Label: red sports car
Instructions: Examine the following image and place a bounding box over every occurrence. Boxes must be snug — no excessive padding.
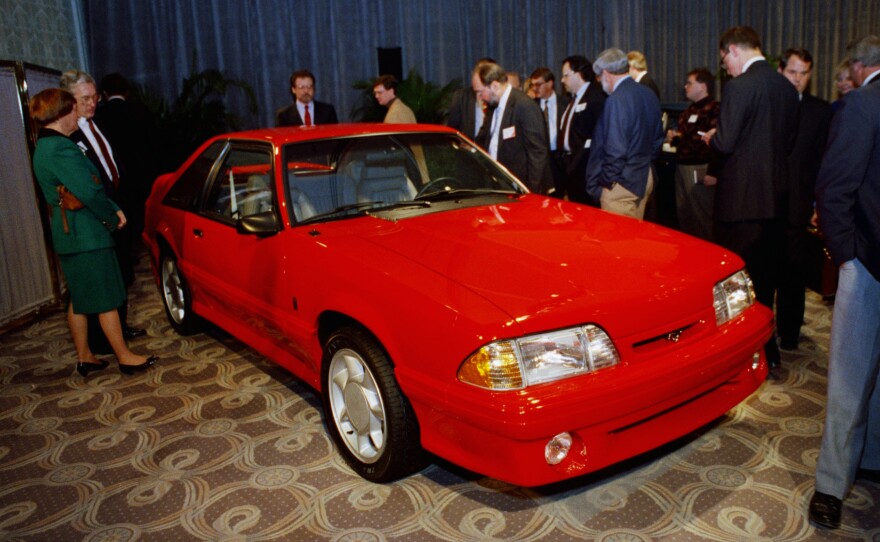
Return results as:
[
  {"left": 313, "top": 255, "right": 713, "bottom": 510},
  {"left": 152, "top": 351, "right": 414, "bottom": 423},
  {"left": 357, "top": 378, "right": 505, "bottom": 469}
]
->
[{"left": 143, "top": 124, "right": 772, "bottom": 487}]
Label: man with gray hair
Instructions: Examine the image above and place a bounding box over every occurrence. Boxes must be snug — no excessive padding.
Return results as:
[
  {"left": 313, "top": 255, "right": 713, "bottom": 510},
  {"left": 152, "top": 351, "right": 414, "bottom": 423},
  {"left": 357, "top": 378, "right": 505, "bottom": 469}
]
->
[
  {"left": 60, "top": 70, "right": 145, "bottom": 354},
  {"left": 809, "top": 34, "right": 880, "bottom": 531},
  {"left": 584, "top": 48, "right": 663, "bottom": 219}
]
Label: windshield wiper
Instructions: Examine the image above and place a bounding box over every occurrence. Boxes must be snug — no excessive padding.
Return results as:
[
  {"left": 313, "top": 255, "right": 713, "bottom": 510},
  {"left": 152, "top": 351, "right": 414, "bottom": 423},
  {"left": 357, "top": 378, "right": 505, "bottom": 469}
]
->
[
  {"left": 299, "top": 200, "right": 432, "bottom": 225},
  {"left": 415, "top": 188, "right": 516, "bottom": 201},
  {"left": 368, "top": 200, "right": 432, "bottom": 212}
]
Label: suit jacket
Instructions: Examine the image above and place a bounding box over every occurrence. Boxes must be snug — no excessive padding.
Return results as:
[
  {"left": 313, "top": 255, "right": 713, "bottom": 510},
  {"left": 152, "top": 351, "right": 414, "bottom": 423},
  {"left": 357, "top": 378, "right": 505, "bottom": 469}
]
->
[
  {"left": 446, "top": 87, "right": 480, "bottom": 139},
  {"left": 710, "top": 60, "right": 800, "bottom": 222},
  {"left": 584, "top": 77, "right": 663, "bottom": 201},
  {"left": 787, "top": 94, "right": 832, "bottom": 226},
  {"left": 275, "top": 100, "right": 338, "bottom": 127},
  {"left": 816, "top": 78, "right": 880, "bottom": 281},
  {"left": 69, "top": 127, "right": 117, "bottom": 200},
  {"left": 32, "top": 129, "right": 119, "bottom": 255},
  {"left": 536, "top": 92, "right": 569, "bottom": 150},
  {"left": 94, "top": 97, "right": 161, "bottom": 207},
  {"left": 384, "top": 98, "right": 416, "bottom": 123},
  {"left": 638, "top": 73, "right": 661, "bottom": 99},
  {"left": 561, "top": 82, "right": 606, "bottom": 178},
  {"left": 493, "top": 87, "right": 551, "bottom": 193}
]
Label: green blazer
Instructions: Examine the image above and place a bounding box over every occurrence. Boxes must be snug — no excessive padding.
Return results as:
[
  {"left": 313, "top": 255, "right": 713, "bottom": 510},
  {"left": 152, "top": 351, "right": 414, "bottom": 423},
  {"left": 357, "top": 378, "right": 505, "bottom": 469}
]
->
[{"left": 33, "top": 129, "right": 120, "bottom": 255}]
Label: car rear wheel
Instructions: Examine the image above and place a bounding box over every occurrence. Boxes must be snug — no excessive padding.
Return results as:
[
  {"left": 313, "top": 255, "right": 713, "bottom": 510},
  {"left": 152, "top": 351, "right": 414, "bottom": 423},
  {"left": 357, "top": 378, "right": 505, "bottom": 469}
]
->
[
  {"left": 160, "top": 251, "right": 199, "bottom": 335},
  {"left": 321, "top": 326, "right": 424, "bottom": 482}
]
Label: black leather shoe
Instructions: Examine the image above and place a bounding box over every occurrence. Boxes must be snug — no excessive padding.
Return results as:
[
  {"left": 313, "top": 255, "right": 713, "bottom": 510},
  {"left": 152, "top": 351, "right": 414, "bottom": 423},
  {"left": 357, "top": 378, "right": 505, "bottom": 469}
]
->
[
  {"left": 123, "top": 326, "right": 147, "bottom": 339},
  {"left": 779, "top": 338, "right": 798, "bottom": 351},
  {"left": 809, "top": 491, "right": 842, "bottom": 529},
  {"left": 765, "top": 341, "right": 781, "bottom": 369},
  {"left": 119, "top": 355, "right": 159, "bottom": 375},
  {"left": 76, "top": 359, "right": 110, "bottom": 377},
  {"left": 857, "top": 468, "right": 880, "bottom": 484}
]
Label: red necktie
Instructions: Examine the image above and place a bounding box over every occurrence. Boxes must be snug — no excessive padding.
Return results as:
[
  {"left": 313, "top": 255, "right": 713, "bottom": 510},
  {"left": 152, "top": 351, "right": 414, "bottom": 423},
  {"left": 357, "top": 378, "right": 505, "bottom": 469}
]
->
[
  {"left": 88, "top": 119, "right": 120, "bottom": 189},
  {"left": 303, "top": 104, "right": 312, "bottom": 126}
]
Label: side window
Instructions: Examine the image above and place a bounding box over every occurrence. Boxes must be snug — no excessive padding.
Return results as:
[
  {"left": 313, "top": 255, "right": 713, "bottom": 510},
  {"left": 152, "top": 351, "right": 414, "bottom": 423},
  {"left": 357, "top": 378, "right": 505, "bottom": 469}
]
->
[
  {"left": 163, "top": 141, "right": 226, "bottom": 211},
  {"left": 204, "top": 145, "right": 274, "bottom": 221}
]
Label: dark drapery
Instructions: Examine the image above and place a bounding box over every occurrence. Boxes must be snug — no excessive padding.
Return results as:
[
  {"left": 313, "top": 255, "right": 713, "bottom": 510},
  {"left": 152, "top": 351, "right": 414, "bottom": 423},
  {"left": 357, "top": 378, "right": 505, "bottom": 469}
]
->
[{"left": 82, "top": 0, "right": 879, "bottom": 128}]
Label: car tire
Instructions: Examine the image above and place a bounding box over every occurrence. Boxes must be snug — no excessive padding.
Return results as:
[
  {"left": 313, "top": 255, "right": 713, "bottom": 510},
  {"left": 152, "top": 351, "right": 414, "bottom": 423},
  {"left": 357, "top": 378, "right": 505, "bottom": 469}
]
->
[
  {"left": 321, "top": 326, "right": 425, "bottom": 483},
  {"left": 159, "top": 251, "right": 199, "bottom": 335}
]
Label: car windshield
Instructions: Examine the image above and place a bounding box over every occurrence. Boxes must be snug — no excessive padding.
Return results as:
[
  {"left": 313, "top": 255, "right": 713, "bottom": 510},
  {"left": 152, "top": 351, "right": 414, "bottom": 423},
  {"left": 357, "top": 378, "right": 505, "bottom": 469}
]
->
[{"left": 282, "top": 133, "right": 525, "bottom": 223}]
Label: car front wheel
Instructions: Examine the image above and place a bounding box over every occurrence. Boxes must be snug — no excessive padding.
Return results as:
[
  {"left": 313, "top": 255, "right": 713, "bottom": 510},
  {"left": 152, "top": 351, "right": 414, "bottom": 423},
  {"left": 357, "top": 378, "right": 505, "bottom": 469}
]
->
[
  {"left": 321, "top": 326, "right": 424, "bottom": 483},
  {"left": 160, "top": 251, "right": 199, "bottom": 335}
]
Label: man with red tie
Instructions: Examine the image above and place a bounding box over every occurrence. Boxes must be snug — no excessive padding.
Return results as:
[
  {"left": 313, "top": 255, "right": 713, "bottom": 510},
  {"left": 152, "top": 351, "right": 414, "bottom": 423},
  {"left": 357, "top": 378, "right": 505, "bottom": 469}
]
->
[
  {"left": 275, "top": 69, "right": 339, "bottom": 127},
  {"left": 60, "top": 70, "right": 145, "bottom": 351}
]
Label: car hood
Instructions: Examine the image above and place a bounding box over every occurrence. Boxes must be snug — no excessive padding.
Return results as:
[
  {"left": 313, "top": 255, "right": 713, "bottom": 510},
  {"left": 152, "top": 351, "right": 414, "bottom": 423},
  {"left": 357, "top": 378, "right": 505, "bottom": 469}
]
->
[{"left": 345, "top": 196, "right": 741, "bottom": 337}]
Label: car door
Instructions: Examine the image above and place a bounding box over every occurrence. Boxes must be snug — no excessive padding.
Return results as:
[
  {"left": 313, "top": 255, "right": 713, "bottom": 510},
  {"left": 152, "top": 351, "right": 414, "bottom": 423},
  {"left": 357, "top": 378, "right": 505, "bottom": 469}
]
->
[{"left": 181, "top": 141, "right": 287, "bottom": 342}]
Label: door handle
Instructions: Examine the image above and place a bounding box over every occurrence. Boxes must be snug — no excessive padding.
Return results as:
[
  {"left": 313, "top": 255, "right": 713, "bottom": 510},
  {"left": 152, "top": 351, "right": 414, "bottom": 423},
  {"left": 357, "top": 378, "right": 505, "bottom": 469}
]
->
[{"left": 193, "top": 229, "right": 204, "bottom": 238}]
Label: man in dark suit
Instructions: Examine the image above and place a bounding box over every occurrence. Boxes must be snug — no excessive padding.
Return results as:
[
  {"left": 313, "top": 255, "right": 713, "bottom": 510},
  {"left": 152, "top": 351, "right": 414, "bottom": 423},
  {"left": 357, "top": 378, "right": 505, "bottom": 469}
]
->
[
  {"left": 558, "top": 55, "right": 606, "bottom": 203},
  {"left": 702, "top": 26, "right": 800, "bottom": 369},
  {"left": 776, "top": 48, "right": 833, "bottom": 350},
  {"left": 628, "top": 51, "right": 661, "bottom": 99},
  {"left": 275, "top": 69, "right": 338, "bottom": 127},
  {"left": 60, "top": 70, "right": 145, "bottom": 351},
  {"left": 585, "top": 48, "right": 663, "bottom": 219},
  {"left": 471, "top": 62, "right": 550, "bottom": 194},
  {"left": 529, "top": 66, "right": 569, "bottom": 197},
  {"left": 94, "top": 73, "right": 161, "bottom": 238},
  {"left": 447, "top": 58, "right": 495, "bottom": 141},
  {"left": 809, "top": 34, "right": 880, "bottom": 531}
]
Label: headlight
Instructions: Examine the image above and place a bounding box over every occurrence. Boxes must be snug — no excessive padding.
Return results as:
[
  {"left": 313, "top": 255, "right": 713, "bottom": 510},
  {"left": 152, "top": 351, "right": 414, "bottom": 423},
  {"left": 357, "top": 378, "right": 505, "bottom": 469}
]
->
[
  {"left": 714, "top": 270, "right": 755, "bottom": 326},
  {"left": 457, "top": 324, "right": 620, "bottom": 390}
]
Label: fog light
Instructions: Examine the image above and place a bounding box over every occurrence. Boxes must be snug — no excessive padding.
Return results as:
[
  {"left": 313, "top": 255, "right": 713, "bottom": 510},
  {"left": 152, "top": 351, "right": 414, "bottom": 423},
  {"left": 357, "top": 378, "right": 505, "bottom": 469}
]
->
[
  {"left": 545, "top": 432, "right": 572, "bottom": 465},
  {"left": 752, "top": 352, "right": 761, "bottom": 370}
]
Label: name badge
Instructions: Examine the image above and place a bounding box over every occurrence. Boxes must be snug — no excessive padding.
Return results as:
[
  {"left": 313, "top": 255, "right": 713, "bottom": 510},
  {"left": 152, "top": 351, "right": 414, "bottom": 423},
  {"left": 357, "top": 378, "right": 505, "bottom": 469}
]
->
[
  {"left": 575, "top": 103, "right": 587, "bottom": 113},
  {"left": 502, "top": 126, "right": 516, "bottom": 139},
  {"left": 688, "top": 114, "right": 698, "bottom": 123},
  {"left": 584, "top": 139, "right": 592, "bottom": 149}
]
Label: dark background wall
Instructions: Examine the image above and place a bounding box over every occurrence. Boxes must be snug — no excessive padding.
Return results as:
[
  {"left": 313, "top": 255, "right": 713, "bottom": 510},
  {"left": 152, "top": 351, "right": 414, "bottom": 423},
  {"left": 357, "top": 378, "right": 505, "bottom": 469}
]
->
[{"left": 77, "top": 0, "right": 879, "bottom": 129}]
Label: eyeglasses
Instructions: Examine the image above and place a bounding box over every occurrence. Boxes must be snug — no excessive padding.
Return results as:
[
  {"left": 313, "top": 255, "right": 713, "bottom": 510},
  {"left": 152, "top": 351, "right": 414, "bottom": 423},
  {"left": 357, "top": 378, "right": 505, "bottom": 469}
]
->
[
  {"left": 294, "top": 84, "right": 314, "bottom": 91},
  {"left": 76, "top": 94, "right": 100, "bottom": 105}
]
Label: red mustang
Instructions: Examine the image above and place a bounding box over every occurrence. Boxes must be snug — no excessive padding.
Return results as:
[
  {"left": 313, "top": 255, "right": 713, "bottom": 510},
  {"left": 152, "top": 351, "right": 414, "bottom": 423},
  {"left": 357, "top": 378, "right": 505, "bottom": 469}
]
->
[{"left": 143, "top": 124, "right": 771, "bottom": 487}]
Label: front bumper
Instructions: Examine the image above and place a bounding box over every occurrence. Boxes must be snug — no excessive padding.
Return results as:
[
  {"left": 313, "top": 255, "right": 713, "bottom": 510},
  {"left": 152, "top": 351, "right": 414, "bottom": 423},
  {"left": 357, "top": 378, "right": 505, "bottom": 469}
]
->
[{"left": 400, "top": 304, "right": 773, "bottom": 487}]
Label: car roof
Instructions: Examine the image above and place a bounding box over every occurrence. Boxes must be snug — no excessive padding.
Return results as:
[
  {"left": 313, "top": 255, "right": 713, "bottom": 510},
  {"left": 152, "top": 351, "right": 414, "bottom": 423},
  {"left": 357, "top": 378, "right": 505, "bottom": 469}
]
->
[{"left": 212, "top": 123, "right": 461, "bottom": 145}]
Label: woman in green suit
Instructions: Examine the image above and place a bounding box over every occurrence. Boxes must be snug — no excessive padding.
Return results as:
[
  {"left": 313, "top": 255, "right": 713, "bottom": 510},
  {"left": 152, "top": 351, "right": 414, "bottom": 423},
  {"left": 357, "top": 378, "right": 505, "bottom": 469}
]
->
[{"left": 29, "top": 88, "right": 158, "bottom": 376}]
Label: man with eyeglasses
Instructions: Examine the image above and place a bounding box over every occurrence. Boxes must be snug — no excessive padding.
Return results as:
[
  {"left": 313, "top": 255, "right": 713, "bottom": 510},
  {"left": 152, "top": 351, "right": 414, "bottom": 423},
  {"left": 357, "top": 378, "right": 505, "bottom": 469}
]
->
[
  {"left": 528, "top": 67, "right": 568, "bottom": 197},
  {"left": 557, "top": 55, "right": 606, "bottom": 204},
  {"left": 700, "top": 26, "right": 799, "bottom": 371},
  {"left": 275, "top": 69, "right": 338, "bottom": 127},
  {"left": 60, "top": 69, "right": 146, "bottom": 352}
]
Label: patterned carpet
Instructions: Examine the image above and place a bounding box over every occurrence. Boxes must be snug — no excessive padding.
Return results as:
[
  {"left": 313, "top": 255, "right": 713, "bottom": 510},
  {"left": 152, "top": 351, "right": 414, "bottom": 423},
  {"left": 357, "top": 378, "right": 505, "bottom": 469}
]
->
[{"left": 1, "top": 255, "right": 878, "bottom": 542}]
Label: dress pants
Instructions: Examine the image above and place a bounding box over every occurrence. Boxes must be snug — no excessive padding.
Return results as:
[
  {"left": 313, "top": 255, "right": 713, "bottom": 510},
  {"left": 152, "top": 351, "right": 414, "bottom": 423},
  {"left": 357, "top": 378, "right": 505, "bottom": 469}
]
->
[
  {"left": 674, "top": 163, "right": 714, "bottom": 242},
  {"left": 815, "top": 258, "right": 880, "bottom": 499},
  {"left": 600, "top": 169, "right": 654, "bottom": 220},
  {"left": 776, "top": 223, "right": 809, "bottom": 344},
  {"left": 714, "top": 217, "right": 784, "bottom": 363}
]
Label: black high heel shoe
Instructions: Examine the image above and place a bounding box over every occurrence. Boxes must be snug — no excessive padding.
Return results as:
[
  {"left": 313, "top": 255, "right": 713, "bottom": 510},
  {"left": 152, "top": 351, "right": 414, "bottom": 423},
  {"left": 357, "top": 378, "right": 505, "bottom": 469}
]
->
[
  {"left": 76, "top": 359, "right": 110, "bottom": 377},
  {"left": 119, "top": 355, "right": 159, "bottom": 375}
]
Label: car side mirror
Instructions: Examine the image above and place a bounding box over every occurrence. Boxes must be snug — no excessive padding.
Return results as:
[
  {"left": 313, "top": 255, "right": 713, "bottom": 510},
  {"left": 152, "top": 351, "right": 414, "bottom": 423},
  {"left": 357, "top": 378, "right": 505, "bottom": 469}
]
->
[{"left": 237, "top": 211, "right": 280, "bottom": 237}]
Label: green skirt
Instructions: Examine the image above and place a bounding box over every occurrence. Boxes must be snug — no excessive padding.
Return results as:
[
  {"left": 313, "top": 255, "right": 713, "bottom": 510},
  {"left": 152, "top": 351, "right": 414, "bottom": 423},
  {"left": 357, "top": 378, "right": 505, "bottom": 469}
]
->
[{"left": 59, "top": 248, "right": 126, "bottom": 314}]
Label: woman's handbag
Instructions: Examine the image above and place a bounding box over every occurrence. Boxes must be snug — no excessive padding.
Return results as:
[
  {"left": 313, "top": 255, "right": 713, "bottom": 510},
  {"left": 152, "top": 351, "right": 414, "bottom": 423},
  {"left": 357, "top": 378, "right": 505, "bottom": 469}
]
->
[{"left": 56, "top": 184, "right": 84, "bottom": 233}]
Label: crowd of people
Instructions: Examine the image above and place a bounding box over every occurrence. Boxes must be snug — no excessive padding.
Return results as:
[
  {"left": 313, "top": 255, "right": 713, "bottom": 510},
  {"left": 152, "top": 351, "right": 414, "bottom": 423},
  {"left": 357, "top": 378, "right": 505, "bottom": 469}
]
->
[{"left": 27, "top": 24, "right": 878, "bottom": 533}]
